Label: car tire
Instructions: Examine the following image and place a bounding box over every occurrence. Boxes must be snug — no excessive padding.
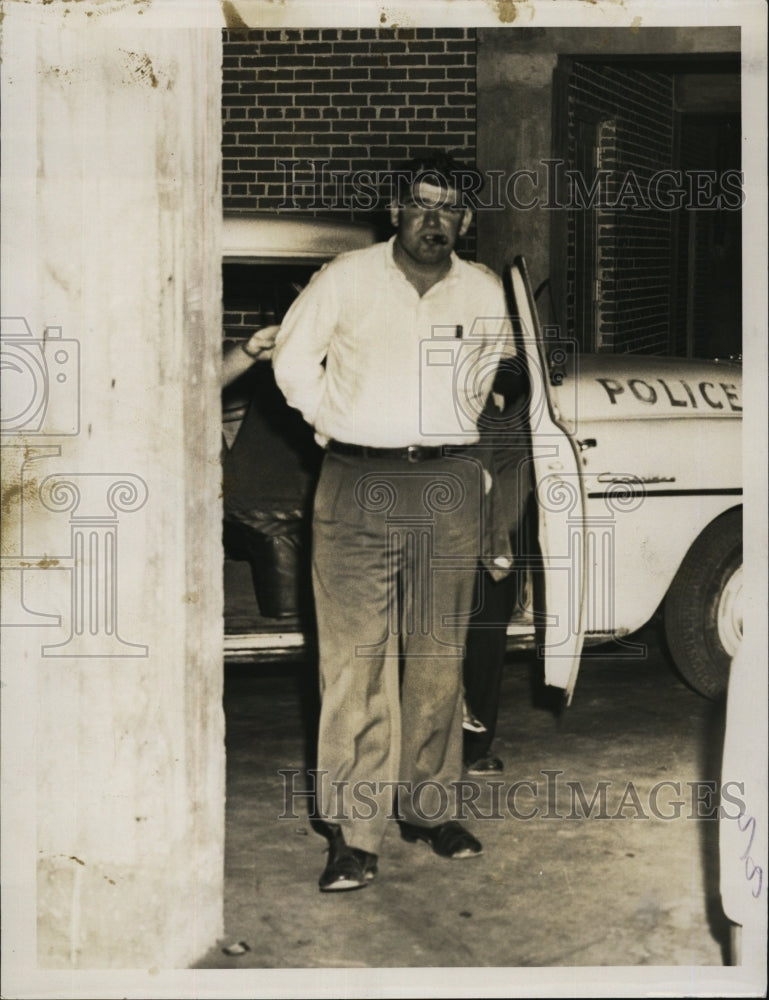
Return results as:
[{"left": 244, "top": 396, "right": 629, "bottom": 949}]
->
[{"left": 663, "top": 508, "right": 742, "bottom": 700}]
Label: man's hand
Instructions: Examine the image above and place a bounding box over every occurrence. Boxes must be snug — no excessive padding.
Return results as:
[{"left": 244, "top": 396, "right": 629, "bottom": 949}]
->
[
  {"left": 243, "top": 325, "right": 279, "bottom": 361},
  {"left": 222, "top": 324, "right": 280, "bottom": 388}
]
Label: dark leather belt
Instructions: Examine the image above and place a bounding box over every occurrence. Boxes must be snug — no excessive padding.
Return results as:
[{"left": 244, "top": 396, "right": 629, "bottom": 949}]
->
[{"left": 326, "top": 440, "right": 459, "bottom": 463}]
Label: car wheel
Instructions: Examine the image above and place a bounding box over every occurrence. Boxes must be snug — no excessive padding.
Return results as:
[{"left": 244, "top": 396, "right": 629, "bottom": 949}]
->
[{"left": 663, "top": 508, "right": 742, "bottom": 699}]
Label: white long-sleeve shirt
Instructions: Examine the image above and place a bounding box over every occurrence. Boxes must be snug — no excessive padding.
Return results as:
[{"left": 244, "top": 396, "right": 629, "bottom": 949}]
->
[{"left": 272, "top": 236, "right": 515, "bottom": 448}]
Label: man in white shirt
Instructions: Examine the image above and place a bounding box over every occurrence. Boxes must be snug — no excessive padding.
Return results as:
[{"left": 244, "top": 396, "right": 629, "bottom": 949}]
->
[{"left": 272, "top": 153, "right": 516, "bottom": 891}]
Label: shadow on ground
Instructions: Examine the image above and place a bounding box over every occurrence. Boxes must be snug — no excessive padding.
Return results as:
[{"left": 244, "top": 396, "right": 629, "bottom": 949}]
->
[{"left": 194, "top": 623, "right": 731, "bottom": 972}]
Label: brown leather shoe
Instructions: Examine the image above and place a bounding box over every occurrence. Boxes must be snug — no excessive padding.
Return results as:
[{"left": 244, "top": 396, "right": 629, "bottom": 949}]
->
[{"left": 399, "top": 820, "right": 483, "bottom": 859}]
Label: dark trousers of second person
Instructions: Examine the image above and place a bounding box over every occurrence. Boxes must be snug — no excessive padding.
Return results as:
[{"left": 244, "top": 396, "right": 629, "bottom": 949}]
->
[{"left": 462, "top": 546, "right": 522, "bottom": 765}]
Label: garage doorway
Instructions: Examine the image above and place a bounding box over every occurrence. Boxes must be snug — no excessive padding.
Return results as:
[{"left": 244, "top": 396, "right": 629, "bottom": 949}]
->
[{"left": 554, "top": 53, "right": 741, "bottom": 357}]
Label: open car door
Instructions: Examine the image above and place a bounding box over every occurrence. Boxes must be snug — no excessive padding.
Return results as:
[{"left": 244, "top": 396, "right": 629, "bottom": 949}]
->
[{"left": 509, "top": 257, "right": 586, "bottom": 703}]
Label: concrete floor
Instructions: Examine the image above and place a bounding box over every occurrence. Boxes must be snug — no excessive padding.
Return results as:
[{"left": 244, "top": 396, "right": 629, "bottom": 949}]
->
[{"left": 194, "top": 621, "right": 737, "bottom": 990}]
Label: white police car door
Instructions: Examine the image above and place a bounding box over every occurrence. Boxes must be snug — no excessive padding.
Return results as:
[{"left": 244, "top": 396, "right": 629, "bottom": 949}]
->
[{"left": 510, "top": 258, "right": 586, "bottom": 703}]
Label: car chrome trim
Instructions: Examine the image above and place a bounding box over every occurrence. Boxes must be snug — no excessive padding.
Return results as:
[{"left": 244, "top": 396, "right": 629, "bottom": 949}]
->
[
  {"left": 596, "top": 473, "right": 676, "bottom": 484},
  {"left": 225, "top": 632, "right": 306, "bottom": 651},
  {"left": 587, "top": 487, "right": 742, "bottom": 499}
]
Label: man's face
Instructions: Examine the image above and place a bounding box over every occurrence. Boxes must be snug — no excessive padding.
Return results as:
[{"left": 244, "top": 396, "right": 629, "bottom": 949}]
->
[{"left": 390, "top": 179, "right": 473, "bottom": 268}]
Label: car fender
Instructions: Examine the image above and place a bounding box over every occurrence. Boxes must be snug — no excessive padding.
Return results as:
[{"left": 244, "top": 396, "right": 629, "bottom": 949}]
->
[{"left": 551, "top": 354, "right": 742, "bottom": 637}]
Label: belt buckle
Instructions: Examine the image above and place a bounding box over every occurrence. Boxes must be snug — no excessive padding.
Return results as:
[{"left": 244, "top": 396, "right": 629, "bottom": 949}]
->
[{"left": 407, "top": 445, "right": 420, "bottom": 463}]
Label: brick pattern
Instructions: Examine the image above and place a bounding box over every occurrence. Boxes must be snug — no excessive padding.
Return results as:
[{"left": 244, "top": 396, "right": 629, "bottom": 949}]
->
[
  {"left": 674, "top": 116, "right": 742, "bottom": 360},
  {"left": 222, "top": 27, "right": 477, "bottom": 257},
  {"left": 222, "top": 262, "right": 318, "bottom": 345},
  {"left": 566, "top": 64, "right": 674, "bottom": 354},
  {"left": 672, "top": 120, "right": 713, "bottom": 356}
]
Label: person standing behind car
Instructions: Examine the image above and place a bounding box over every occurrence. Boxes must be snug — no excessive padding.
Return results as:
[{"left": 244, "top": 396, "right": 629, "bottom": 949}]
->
[
  {"left": 272, "top": 152, "right": 518, "bottom": 892},
  {"left": 462, "top": 387, "right": 534, "bottom": 775}
]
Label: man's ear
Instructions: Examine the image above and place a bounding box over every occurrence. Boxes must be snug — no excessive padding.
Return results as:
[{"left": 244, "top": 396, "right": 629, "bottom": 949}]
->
[
  {"left": 389, "top": 204, "right": 400, "bottom": 229},
  {"left": 459, "top": 208, "right": 473, "bottom": 236}
]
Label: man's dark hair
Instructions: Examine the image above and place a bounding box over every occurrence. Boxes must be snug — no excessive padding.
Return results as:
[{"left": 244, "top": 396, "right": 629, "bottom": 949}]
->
[{"left": 389, "top": 152, "right": 485, "bottom": 209}]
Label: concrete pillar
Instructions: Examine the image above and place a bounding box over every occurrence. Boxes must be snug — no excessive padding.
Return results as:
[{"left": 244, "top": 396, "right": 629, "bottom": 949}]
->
[
  {"left": 476, "top": 31, "right": 557, "bottom": 291},
  {"left": 1, "top": 5, "right": 225, "bottom": 970}
]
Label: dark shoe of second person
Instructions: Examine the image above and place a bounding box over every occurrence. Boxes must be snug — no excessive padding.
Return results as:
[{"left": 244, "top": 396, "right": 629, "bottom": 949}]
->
[
  {"left": 399, "top": 820, "right": 483, "bottom": 859},
  {"left": 465, "top": 755, "right": 504, "bottom": 776},
  {"left": 318, "top": 829, "right": 378, "bottom": 892},
  {"left": 462, "top": 698, "right": 487, "bottom": 733}
]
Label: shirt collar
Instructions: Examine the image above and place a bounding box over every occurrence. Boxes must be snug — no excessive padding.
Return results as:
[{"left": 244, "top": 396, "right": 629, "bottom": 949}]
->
[{"left": 385, "top": 235, "right": 461, "bottom": 290}]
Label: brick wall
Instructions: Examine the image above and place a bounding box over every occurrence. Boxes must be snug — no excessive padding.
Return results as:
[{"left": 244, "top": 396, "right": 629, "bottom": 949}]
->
[
  {"left": 565, "top": 63, "right": 675, "bottom": 353},
  {"left": 672, "top": 118, "right": 713, "bottom": 356},
  {"left": 222, "top": 27, "right": 477, "bottom": 256},
  {"left": 674, "top": 114, "right": 742, "bottom": 359},
  {"left": 222, "top": 261, "right": 318, "bottom": 350}
]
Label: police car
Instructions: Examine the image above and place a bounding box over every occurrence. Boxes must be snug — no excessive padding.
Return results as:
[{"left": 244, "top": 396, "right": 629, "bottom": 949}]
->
[
  {"left": 509, "top": 259, "right": 741, "bottom": 702},
  {"left": 221, "top": 216, "right": 742, "bottom": 702}
]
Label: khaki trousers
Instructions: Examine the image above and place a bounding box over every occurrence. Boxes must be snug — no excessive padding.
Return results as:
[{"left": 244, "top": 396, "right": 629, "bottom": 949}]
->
[{"left": 311, "top": 450, "right": 483, "bottom": 855}]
